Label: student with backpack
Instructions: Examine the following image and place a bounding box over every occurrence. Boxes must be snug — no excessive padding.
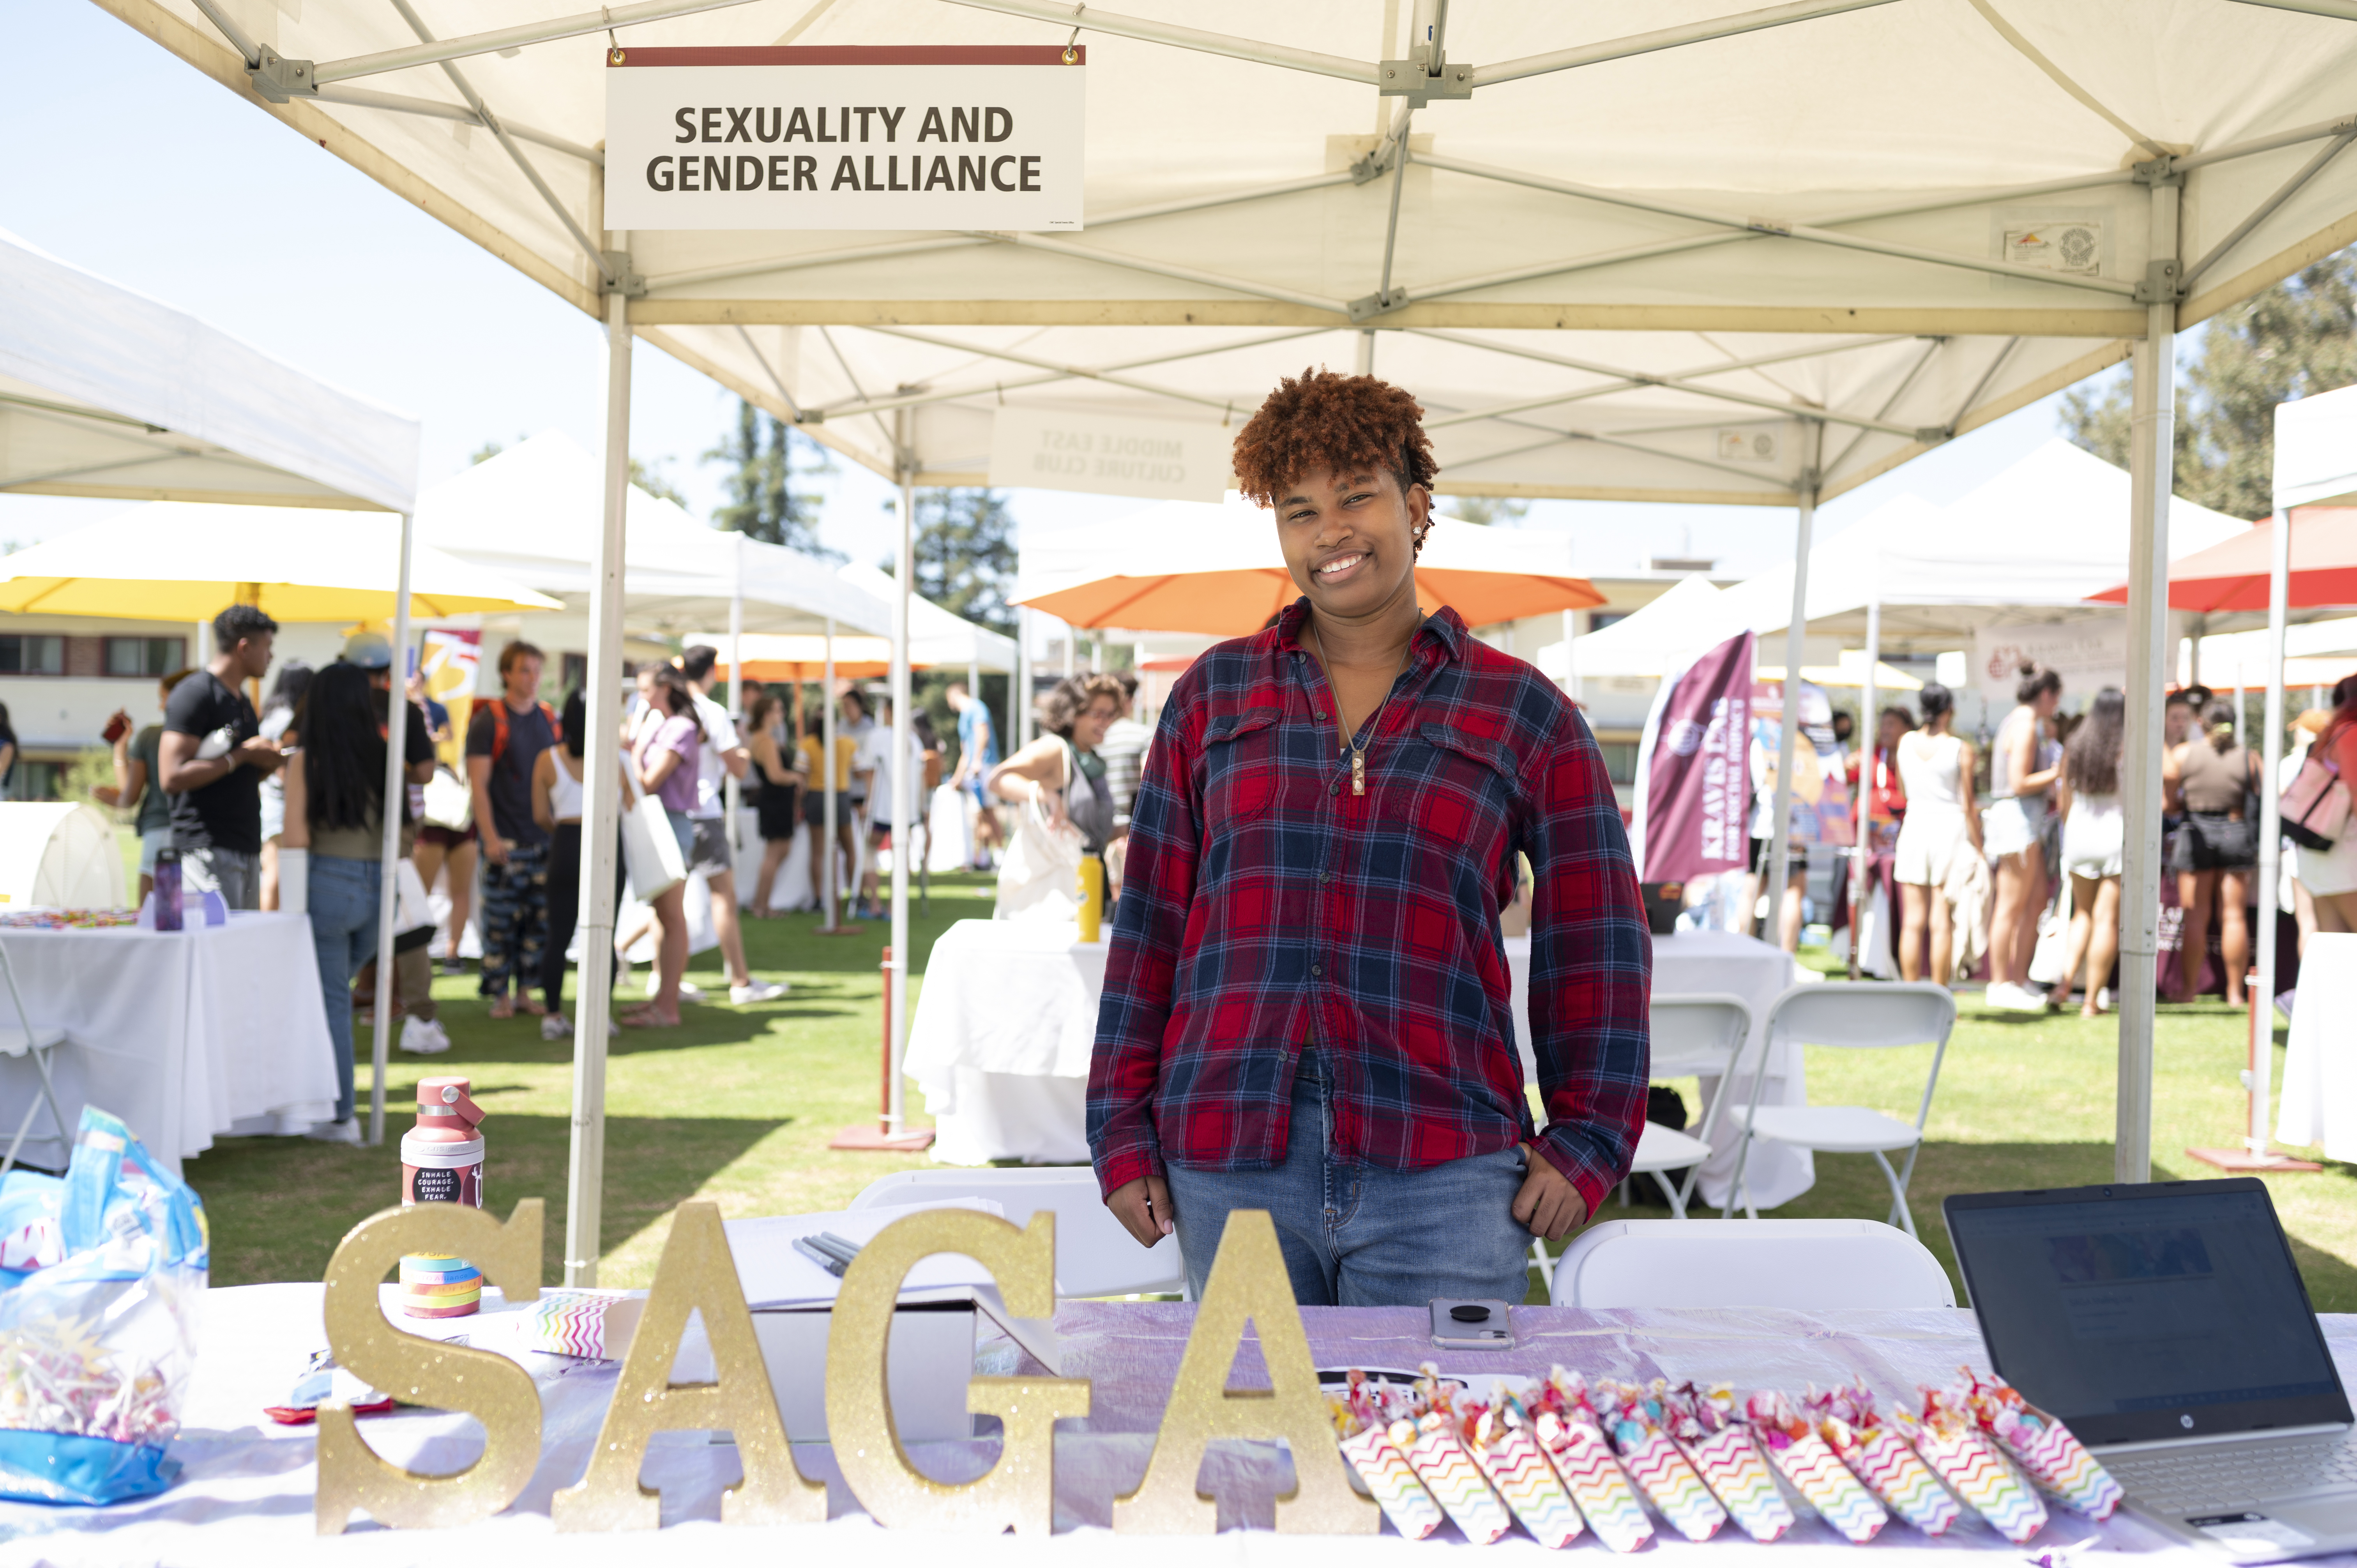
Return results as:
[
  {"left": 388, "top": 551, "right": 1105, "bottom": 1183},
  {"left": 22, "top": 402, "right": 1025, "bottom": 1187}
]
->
[{"left": 464, "top": 641, "right": 558, "bottom": 1019}]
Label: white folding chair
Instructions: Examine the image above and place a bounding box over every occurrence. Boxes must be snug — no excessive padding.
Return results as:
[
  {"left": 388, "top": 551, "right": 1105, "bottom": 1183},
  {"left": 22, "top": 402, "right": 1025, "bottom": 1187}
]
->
[
  {"left": 1551, "top": 1218, "right": 1956, "bottom": 1309},
  {"left": 0, "top": 941, "right": 71, "bottom": 1176},
  {"left": 1724, "top": 982, "right": 1956, "bottom": 1236},
  {"left": 848, "top": 1166, "right": 1185, "bottom": 1298},
  {"left": 1631, "top": 994, "right": 1755, "bottom": 1220}
]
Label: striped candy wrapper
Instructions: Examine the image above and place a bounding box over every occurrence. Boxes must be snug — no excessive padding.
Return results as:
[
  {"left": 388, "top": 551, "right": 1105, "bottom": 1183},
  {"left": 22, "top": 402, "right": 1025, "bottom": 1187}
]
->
[
  {"left": 1912, "top": 1420, "right": 2047, "bottom": 1542},
  {"left": 1534, "top": 1410, "right": 1654, "bottom": 1553},
  {"left": 1341, "top": 1423, "right": 1445, "bottom": 1540},
  {"left": 1391, "top": 1415, "right": 1514, "bottom": 1544},
  {"left": 1680, "top": 1425, "right": 1793, "bottom": 1542},
  {"left": 1842, "top": 1426, "right": 1961, "bottom": 1535},
  {"left": 1968, "top": 1373, "right": 2123, "bottom": 1522},
  {"left": 1617, "top": 1429, "right": 1725, "bottom": 1541},
  {"left": 1765, "top": 1428, "right": 1888, "bottom": 1543},
  {"left": 1468, "top": 1415, "right": 1584, "bottom": 1549}
]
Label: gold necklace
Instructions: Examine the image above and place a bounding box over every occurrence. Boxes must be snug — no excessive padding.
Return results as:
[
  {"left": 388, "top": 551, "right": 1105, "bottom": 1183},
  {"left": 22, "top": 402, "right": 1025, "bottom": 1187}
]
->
[{"left": 1308, "top": 620, "right": 1418, "bottom": 796}]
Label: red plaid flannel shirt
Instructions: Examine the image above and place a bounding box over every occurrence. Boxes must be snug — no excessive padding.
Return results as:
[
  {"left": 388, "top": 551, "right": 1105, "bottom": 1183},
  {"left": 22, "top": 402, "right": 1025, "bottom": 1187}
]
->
[{"left": 1087, "top": 601, "right": 1651, "bottom": 1217}]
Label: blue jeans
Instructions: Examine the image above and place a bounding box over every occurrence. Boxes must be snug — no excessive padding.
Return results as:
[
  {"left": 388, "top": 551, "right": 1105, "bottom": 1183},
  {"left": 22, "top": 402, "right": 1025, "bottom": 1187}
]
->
[
  {"left": 1162, "top": 1049, "right": 1535, "bottom": 1308},
  {"left": 308, "top": 854, "right": 381, "bottom": 1123}
]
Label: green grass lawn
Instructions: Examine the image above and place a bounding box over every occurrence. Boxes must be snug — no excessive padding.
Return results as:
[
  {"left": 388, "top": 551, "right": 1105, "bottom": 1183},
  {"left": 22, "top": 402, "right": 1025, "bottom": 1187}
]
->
[{"left": 173, "top": 866, "right": 2356, "bottom": 1311}]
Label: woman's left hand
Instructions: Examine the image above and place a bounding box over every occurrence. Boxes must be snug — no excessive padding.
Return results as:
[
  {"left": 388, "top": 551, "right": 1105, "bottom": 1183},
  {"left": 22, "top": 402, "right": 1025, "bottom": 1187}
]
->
[{"left": 1513, "top": 1146, "right": 1590, "bottom": 1242}]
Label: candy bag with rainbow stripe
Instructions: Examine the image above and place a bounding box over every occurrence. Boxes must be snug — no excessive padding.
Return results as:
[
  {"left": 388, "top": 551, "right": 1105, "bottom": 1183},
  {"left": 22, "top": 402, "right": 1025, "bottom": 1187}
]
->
[
  {"left": 1530, "top": 1370, "right": 1653, "bottom": 1554},
  {"left": 1809, "top": 1381, "right": 1959, "bottom": 1536},
  {"left": 1968, "top": 1370, "right": 2122, "bottom": 1521},
  {"left": 1664, "top": 1381, "right": 1793, "bottom": 1541},
  {"left": 1465, "top": 1395, "right": 1584, "bottom": 1548},
  {"left": 1910, "top": 1380, "right": 2047, "bottom": 1543},
  {"left": 1387, "top": 1366, "right": 1512, "bottom": 1544},
  {"left": 1747, "top": 1389, "right": 1889, "bottom": 1543},
  {"left": 1595, "top": 1377, "right": 1726, "bottom": 1541},
  {"left": 1327, "top": 1376, "right": 1443, "bottom": 1540}
]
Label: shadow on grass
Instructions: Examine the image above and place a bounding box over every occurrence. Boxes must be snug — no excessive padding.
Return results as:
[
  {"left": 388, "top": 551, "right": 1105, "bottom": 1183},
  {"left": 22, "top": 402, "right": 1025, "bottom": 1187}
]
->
[{"left": 188, "top": 1113, "right": 786, "bottom": 1288}]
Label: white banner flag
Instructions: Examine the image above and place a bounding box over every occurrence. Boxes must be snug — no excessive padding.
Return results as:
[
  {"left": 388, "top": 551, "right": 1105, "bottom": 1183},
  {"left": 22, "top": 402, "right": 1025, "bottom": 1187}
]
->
[
  {"left": 988, "top": 408, "right": 1232, "bottom": 502},
  {"left": 604, "top": 47, "right": 1084, "bottom": 231}
]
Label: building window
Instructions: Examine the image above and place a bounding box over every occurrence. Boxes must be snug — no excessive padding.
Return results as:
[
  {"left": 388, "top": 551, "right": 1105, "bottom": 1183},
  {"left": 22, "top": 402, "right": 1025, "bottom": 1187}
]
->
[
  {"left": 1597, "top": 742, "right": 1639, "bottom": 787},
  {"left": 103, "top": 636, "right": 185, "bottom": 678},
  {"left": 0, "top": 636, "right": 64, "bottom": 676},
  {"left": 1588, "top": 612, "right": 1631, "bottom": 634},
  {"left": 9, "top": 761, "right": 66, "bottom": 802}
]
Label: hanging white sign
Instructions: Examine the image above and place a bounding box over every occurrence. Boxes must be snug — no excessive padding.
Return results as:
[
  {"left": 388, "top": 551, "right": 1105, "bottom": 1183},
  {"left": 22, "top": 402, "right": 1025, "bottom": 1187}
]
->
[
  {"left": 988, "top": 408, "right": 1232, "bottom": 503},
  {"left": 604, "top": 47, "right": 1084, "bottom": 231},
  {"left": 1972, "top": 618, "right": 2128, "bottom": 709}
]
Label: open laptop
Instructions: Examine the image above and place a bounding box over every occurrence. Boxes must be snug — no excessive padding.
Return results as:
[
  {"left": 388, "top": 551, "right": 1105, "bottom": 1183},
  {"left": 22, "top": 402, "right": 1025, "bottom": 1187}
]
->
[{"left": 1945, "top": 1180, "right": 2357, "bottom": 1561}]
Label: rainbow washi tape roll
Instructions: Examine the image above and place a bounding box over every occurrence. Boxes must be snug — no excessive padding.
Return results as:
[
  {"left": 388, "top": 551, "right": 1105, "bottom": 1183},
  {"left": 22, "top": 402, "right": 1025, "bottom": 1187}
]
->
[
  {"left": 1341, "top": 1424, "right": 1444, "bottom": 1540},
  {"left": 398, "top": 1254, "right": 482, "bottom": 1319},
  {"left": 1534, "top": 1410, "right": 1654, "bottom": 1554},
  {"left": 1390, "top": 1414, "right": 1514, "bottom": 1545}
]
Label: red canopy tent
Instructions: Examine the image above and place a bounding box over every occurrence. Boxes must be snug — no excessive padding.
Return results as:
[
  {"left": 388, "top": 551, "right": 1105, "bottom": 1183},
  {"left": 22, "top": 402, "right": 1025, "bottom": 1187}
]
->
[{"left": 2087, "top": 507, "right": 2357, "bottom": 611}]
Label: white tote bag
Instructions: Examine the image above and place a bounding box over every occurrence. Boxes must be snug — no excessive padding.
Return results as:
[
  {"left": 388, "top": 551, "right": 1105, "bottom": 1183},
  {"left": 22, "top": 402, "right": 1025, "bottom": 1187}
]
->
[
  {"left": 993, "top": 793, "right": 1085, "bottom": 922},
  {"left": 619, "top": 766, "right": 687, "bottom": 903}
]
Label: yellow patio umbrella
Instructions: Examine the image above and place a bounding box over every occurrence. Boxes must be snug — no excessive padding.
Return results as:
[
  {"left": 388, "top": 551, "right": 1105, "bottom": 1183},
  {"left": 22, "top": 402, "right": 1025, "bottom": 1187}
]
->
[{"left": 0, "top": 502, "right": 561, "bottom": 620}]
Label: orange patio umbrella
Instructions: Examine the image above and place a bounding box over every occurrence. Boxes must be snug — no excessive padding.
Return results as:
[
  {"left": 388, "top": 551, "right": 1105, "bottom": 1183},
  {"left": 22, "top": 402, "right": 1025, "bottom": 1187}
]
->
[
  {"left": 1016, "top": 502, "right": 1601, "bottom": 636},
  {"left": 682, "top": 632, "right": 910, "bottom": 681},
  {"left": 2085, "top": 507, "right": 2357, "bottom": 611}
]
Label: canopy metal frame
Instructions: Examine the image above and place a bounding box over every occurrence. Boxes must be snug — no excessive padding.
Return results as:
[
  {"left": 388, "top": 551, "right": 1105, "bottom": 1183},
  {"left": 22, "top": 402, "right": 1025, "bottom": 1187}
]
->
[{"left": 150, "top": 0, "right": 2357, "bottom": 1263}]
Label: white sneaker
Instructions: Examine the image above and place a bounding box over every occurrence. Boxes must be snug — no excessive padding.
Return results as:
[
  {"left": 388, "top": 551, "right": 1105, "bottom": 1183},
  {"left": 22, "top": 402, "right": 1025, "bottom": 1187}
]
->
[
  {"left": 730, "top": 979, "right": 788, "bottom": 1005},
  {"left": 399, "top": 1017, "right": 451, "bottom": 1055},
  {"left": 541, "top": 1012, "right": 573, "bottom": 1041},
  {"left": 1987, "top": 982, "right": 2042, "bottom": 1012},
  {"left": 677, "top": 982, "right": 707, "bottom": 1005},
  {"left": 305, "top": 1117, "right": 362, "bottom": 1144}
]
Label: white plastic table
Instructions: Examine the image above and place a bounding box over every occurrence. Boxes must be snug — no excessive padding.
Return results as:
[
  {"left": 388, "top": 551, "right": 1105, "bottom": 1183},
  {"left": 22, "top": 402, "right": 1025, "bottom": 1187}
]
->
[
  {"left": 0, "top": 913, "right": 339, "bottom": 1172},
  {"left": 6, "top": 1282, "right": 2346, "bottom": 1564},
  {"left": 2278, "top": 931, "right": 2356, "bottom": 1160}
]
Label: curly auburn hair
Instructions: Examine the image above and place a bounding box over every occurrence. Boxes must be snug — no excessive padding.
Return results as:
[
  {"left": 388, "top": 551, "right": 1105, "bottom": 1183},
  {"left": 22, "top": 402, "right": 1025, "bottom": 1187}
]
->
[
  {"left": 1036, "top": 673, "right": 1125, "bottom": 741},
  {"left": 1232, "top": 368, "right": 1438, "bottom": 510}
]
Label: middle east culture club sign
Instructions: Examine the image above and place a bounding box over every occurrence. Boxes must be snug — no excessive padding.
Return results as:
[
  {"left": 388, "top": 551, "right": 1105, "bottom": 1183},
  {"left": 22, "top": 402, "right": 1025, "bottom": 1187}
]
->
[{"left": 604, "top": 46, "right": 1085, "bottom": 230}]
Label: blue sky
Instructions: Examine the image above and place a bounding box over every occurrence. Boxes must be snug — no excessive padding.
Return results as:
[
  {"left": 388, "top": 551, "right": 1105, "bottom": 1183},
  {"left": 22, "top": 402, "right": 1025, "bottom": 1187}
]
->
[{"left": 1, "top": 1, "right": 2122, "bottom": 587}]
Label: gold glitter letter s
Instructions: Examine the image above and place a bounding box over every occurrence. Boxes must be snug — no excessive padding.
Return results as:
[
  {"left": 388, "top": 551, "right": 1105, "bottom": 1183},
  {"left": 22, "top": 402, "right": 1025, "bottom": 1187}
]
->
[
  {"left": 315, "top": 1199, "right": 544, "bottom": 1534},
  {"left": 551, "top": 1201, "right": 826, "bottom": 1531},
  {"left": 826, "top": 1208, "right": 1091, "bottom": 1533},
  {"left": 1112, "top": 1208, "right": 1376, "bottom": 1535}
]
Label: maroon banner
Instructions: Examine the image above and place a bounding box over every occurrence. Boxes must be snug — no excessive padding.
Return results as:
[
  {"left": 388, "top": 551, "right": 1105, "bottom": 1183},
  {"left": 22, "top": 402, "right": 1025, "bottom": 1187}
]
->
[{"left": 1637, "top": 630, "right": 1755, "bottom": 883}]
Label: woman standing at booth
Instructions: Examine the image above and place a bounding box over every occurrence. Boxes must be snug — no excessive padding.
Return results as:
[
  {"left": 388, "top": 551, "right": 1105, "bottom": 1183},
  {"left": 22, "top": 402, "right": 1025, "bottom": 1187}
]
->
[
  {"left": 1892, "top": 683, "right": 1981, "bottom": 985},
  {"left": 1087, "top": 368, "right": 1648, "bottom": 1307}
]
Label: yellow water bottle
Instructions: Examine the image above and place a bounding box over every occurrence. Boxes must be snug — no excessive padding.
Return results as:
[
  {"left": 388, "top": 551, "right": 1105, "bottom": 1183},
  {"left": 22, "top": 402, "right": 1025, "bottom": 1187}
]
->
[{"left": 1076, "top": 856, "right": 1104, "bottom": 943}]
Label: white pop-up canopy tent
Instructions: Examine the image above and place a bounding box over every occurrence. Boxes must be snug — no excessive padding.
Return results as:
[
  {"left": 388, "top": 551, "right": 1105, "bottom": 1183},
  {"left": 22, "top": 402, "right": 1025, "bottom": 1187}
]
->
[
  {"left": 0, "top": 228, "right": 417, "bottom": 511},
  {"left": 0, "top": 223, "right": 426, "bottom": 1150},
  {"left": 115, "top": 0, "right": 2357, "bottom": 1249}
]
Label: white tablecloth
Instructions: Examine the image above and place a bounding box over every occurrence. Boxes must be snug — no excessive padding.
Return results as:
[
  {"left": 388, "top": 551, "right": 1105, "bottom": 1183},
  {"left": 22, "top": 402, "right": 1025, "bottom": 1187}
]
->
[
  {"left": 1509, "top": 929, "right": 1809, "bottom": 1211},
  {"left": 0, "top": 913, "right": 337, "bottom": 1173},
  {"left": 906, "top": 919, "right": 1106, "bottom": 1165},
  {"left": 2279, "top": 931, "right": 2357, "bottom": 1160},
  {"left": 7, "top": 1282, "right": 2349, "bottom": 1565}
]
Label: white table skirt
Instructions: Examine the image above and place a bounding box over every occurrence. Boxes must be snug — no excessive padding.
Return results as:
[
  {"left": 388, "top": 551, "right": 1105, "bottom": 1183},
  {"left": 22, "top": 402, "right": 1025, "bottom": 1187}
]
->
[
  {"left": 1507, "top": 929, "right": 1810, "bottom": 1212},
  {"left": 0, "top": 913, "right": 338, "bottom": 1173},
  {"left": 906, "top": 919, "right": 1107, "bottom": 1164},
  {"left": 6, "top": 1282, "right": 2348, "bottom": 1565},
  {"left": 2278, "top": 931, "right": 2356, "bottom": 1159}
]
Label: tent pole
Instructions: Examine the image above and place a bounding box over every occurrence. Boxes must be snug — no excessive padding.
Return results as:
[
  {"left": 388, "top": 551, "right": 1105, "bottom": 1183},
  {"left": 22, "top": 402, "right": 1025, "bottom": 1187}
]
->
[
  {"left": 1560, "top": 607, "right": 1577, "bottom": 702},
  {"left": 823, "top": 617, "right": 838, "bottom": 925},
  {"left": 726, "top": 532, "right": 744, "bottom": 855},
  {"left": 565, "top": 272, "right": 632, "bottom": 1287},
  {"left": 1765, "top": 423, "right": 1820, "bottom": 955},
  {"left": 1018, "top": 606, "right": 1035, "bottom": 749},
  {"left": 888, "top": 415, "right": 914, "bottom": 1133},
  {"left": 367, "top": 511, "right": 415, "bottom": 1146},
  {"left": 2250, "top": 508, "right": 2290, "bottom": 1154},
  {"left": 1851, "top": 593, "right": 1881, "bottom": 982},
  {"left": 2117, "top": 175, "right": 2180, "bottom": 1186}
]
